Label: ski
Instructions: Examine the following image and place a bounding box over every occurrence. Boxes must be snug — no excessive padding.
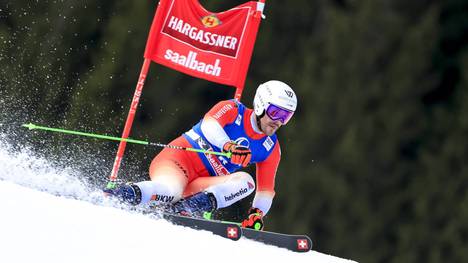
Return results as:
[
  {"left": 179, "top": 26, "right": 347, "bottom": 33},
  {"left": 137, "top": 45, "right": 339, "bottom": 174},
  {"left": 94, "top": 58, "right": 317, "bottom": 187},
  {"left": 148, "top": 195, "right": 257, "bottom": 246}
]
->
[
  {"left": 161, "top": 213, "right": 242, "bottom": 241},
  {"left": 200, "top": 213, "right": 313, "bottom": 252},
  {"left": 241, "top": 227, "right": 313, "bottom": 252},
  {"left": 149, "top": 210, "right": 311, "bottom": 251}
]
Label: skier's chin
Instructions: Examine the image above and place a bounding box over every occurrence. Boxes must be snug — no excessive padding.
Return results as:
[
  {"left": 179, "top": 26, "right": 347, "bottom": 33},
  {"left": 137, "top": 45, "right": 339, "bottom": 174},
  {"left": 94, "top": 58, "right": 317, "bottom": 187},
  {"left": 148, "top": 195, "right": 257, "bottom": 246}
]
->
[{"left": 264, "top": 125, "right": 278, "bottom": 136}]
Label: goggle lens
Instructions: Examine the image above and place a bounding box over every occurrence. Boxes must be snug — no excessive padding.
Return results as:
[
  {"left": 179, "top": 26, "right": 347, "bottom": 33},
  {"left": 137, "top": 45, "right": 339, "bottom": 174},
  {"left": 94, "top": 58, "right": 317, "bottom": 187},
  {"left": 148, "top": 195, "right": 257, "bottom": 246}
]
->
[{"left": 265, "top": 104, "right": 294, "bottom": 124}]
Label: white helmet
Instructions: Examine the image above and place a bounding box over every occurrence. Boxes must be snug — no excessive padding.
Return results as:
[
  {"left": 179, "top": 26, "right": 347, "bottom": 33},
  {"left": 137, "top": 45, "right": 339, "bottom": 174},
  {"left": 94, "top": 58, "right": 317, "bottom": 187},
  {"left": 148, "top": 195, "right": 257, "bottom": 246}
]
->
[{"left": 253, "top": 80, "right": 297, "bottom": 118}]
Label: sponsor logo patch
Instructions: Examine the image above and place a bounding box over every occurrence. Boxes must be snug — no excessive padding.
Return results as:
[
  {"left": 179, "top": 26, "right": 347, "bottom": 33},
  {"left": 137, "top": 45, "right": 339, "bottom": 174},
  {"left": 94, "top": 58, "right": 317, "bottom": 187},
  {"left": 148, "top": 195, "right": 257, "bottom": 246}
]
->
[
  {"left": 163, "top": 16, "right": 239, "bottom": 57},
  {"left": 219, "top": 156, "right": 229, "bottom": 165},
  {"left": 263, "top": 137, "right": 274, "bottom": 151},
  {"left": 234, "top": 137, "right": 250, "bottom": 148},
  {"left": 201, "top": 14, "right": 221, "bottom": 28},
  {"left": 151, "top": 194, "right": 175, "bottom": 203},
  {"left": 297, "top": 239, "right": 309, "bottom": 250},
  {"left": 235, "top": 114, "right": 242, "bottom": 125},
  {"left": 164, "top": 49, "right": 221, "bottom": 76},
  {"left": 213, "top": 103, "right": 233, "bottom": 119},
  {"left": 285, "top": 90, "right": 294, "bottom": 98},
  {"left": 227, "top": 227, "right": 239, "bottom": 239},
  {"left": 224, "top": 188, "right": 248, "bottom": 202}
]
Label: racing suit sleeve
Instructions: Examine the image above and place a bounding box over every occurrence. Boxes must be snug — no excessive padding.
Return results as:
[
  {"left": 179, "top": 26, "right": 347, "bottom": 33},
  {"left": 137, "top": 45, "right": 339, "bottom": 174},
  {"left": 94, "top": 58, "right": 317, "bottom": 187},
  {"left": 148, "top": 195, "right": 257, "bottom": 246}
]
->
[
  {"left": 253, "top": 141, "right": 281, "bottom": 215},
  {"left": 200, "top": 100, "right": 238, "bottom": 149}
]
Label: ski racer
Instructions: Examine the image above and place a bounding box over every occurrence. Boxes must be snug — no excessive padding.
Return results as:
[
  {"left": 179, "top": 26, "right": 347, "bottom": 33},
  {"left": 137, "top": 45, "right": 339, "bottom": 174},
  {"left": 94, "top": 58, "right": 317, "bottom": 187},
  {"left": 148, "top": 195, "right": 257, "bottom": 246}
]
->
[{"left": 107, "top": 80, "right": 297, "bottom": 230}]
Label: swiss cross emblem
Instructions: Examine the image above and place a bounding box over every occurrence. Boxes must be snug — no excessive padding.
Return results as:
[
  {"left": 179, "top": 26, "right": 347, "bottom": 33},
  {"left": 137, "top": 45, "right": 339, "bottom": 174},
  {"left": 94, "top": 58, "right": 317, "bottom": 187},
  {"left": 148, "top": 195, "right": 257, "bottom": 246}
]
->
[
  {"left": 297, "top": 239, "right": 309, "bottom": 250},
  {"left": 227, "top": 227, "right": 239, "bottom": 239}
]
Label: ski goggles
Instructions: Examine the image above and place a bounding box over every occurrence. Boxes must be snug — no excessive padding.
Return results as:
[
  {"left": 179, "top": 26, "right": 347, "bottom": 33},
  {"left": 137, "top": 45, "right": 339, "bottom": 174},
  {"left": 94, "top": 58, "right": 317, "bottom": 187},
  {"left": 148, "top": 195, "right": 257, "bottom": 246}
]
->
[{"left": 265, "top": 104, "right": 294, "bottom": 124}]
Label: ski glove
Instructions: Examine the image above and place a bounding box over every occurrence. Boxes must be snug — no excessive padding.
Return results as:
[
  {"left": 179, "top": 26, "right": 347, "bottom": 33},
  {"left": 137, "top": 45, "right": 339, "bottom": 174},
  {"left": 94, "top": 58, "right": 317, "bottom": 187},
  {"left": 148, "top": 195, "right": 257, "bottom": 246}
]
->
[
  {"left": 241, "top": 207, "right": 264, "bottom": 230},
  {"left": 223, "top": 141, "right": 252, "bottom": 167}
]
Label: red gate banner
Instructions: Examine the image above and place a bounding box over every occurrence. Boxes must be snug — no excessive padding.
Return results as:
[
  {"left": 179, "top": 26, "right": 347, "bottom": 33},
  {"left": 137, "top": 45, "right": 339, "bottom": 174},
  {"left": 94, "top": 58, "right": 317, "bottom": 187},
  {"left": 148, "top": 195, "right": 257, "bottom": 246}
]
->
[
  {"left": 108, "top": 0, "right": 265, "bottom": 183},
  {"left": 144, "top": 0, "right": 264, "bottom": 91}
]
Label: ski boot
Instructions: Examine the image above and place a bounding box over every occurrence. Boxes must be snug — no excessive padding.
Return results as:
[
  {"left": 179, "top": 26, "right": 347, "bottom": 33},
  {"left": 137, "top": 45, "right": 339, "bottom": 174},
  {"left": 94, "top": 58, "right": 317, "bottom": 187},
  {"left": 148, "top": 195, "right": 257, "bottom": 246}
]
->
[
  {"left": 170, "top": 191, "right": 217, "bottom": 218},
  {"left": 104, "top": 183, "right": 142, "bottom": 205}
]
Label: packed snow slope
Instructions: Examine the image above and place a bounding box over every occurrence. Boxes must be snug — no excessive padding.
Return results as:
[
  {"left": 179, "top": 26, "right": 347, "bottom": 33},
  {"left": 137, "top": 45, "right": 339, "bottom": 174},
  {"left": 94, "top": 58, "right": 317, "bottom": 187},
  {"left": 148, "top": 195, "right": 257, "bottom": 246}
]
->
[{"left": 0, "top": 138, "right": 357, "bottom": 263}]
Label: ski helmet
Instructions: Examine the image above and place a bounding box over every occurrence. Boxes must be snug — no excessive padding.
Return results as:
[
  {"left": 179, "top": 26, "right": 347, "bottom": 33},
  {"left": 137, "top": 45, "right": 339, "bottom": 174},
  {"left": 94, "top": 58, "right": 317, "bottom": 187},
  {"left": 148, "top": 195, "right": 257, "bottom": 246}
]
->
[{"left": 253, "top": 80, "right": 297, "bottom": 124}]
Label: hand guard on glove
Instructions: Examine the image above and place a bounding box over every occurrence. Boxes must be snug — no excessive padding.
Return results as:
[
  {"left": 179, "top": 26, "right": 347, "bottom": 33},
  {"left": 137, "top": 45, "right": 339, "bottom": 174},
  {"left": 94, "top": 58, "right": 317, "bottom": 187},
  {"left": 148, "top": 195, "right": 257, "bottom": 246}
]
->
[
  {"left": 223, "top": 141, "right": 252, "bottom": 167},
  {"left": 241, "top": 207, "right": 264, "bottom": 230}
]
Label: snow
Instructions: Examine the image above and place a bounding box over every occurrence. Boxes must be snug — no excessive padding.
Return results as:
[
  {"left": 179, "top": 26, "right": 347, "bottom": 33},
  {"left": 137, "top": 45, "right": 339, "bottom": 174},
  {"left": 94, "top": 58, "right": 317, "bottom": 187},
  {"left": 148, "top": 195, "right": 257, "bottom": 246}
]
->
[{"left": 0, "top": 138, "right": 357, "bottom": 263}]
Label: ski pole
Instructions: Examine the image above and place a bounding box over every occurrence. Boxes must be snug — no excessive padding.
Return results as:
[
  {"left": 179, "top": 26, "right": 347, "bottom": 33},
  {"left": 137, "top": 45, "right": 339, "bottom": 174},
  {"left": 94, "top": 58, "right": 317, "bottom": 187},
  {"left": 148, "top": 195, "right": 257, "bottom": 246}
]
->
[{"left": 22, "top": 123, "right": 232, "bottom": 158}]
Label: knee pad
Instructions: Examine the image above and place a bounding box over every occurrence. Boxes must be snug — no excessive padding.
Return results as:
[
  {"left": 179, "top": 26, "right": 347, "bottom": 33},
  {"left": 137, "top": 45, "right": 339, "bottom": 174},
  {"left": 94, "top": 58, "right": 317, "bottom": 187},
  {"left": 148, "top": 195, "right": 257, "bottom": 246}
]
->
[{"left": 206, "top": 172, "right": 256, "bottom": 209}]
